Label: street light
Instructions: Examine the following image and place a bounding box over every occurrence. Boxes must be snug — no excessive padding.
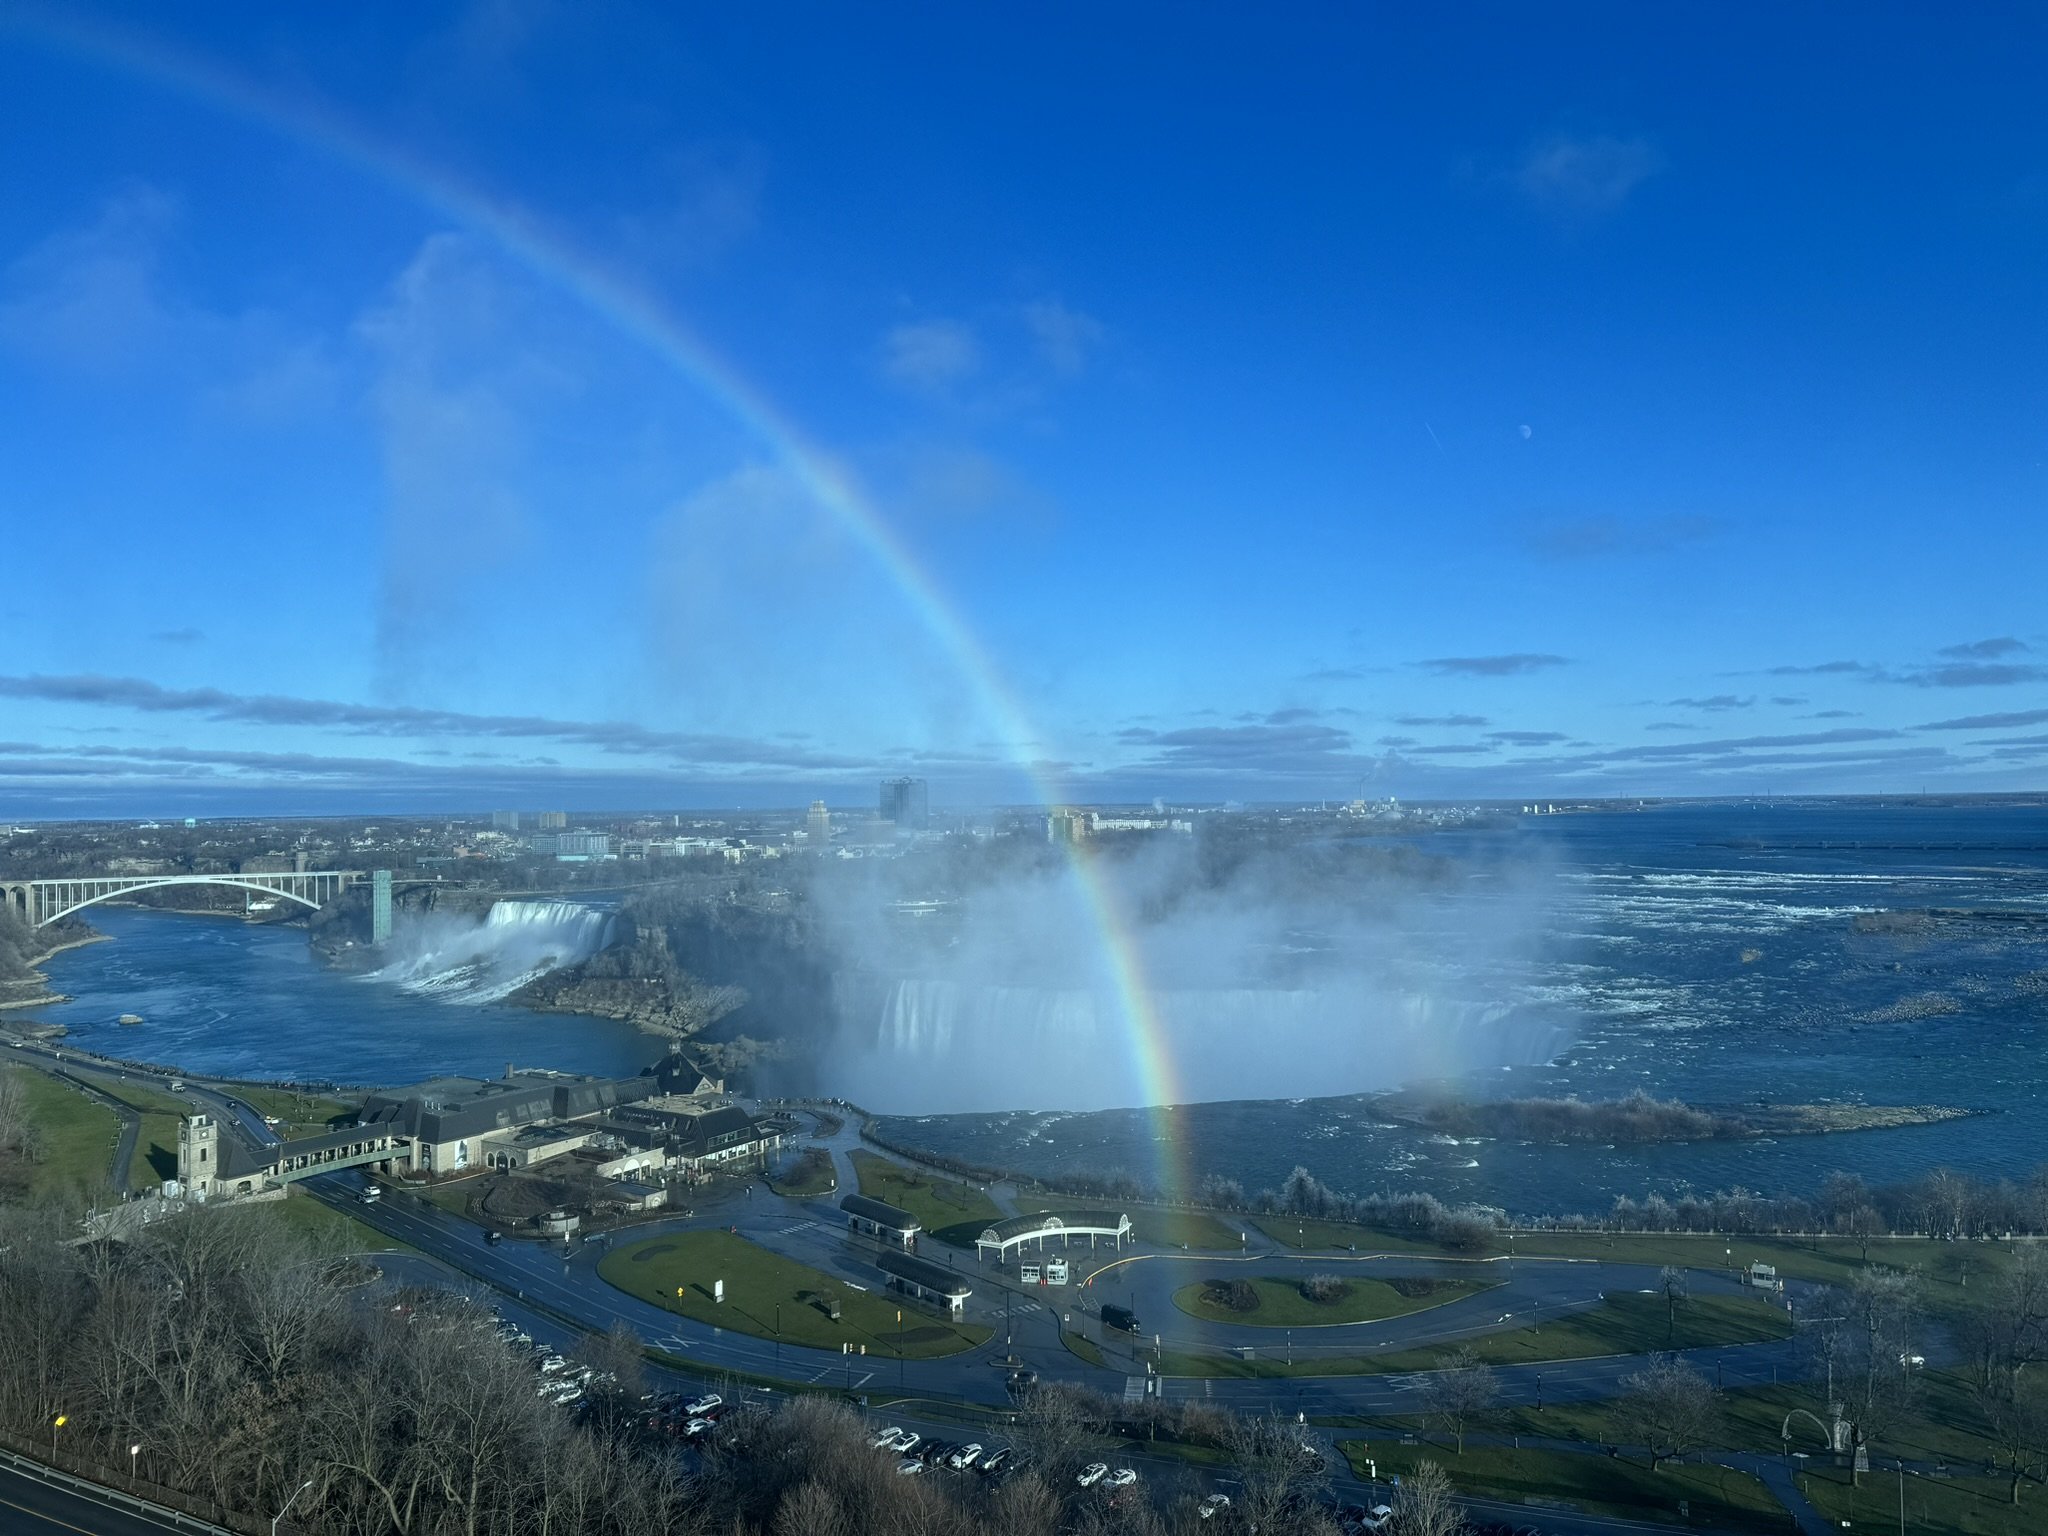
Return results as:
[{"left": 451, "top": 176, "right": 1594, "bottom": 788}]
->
[
  {"left": 50, "top": 1413, "right": 66, "bottom": 1462},
  {"left": 272, "top": 1478, "right": 314, "bottom": 1536},
  {"left": 129, "top": 1442, "right": 141, "bottom": 1487}
]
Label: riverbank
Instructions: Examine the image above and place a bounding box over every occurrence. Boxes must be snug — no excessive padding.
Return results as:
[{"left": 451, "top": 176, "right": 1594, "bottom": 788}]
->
[{"left": 0, "top": 930, "right": 111, "bottom": 1011}]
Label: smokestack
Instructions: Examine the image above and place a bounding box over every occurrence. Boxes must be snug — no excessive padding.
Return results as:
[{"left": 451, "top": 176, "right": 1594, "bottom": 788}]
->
[{"left": 506, "top": 1061, "right": 514, "bottom": 1081}]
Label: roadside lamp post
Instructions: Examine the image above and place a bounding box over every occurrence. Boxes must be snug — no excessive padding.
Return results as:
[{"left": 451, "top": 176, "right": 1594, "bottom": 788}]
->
[
  {"left": 51, "top": 1413, "right": 65, "bottom": 1462},
  {"left": 272, "top": 1478, "right": 314, "bottom": 1536},
  {"left": 774, "top": 1304, "right": 782, "bottom": 1371},
  {"left": 898, "top": 1310, "right": 905, "bottom": 1391},
  {"left": 129, "top": 1442, "right": 141, "bottom": 1486}
]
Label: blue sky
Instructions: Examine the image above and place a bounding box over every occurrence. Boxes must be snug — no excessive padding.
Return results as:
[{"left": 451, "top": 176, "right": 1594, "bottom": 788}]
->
[{"left": 1, "top": 2, "right": 2044, "bottom": 814}]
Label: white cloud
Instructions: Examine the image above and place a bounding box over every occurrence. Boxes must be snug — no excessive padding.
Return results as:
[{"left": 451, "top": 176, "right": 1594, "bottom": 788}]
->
[
  {"left": 1516, "top": 133, "right": 1663, "bottom": 214},
  {"left": 881, "top": 319, "right": 981, "bottom": 390},
  {"left": 1023, "top": 297, "right": 1104, "bottom": 375}
]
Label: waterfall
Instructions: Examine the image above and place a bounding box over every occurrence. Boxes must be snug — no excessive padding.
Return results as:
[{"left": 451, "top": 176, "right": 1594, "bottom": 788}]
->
[
  {"left": 361, "top": 900, "right": 616, "bottom": 1006},
  {"left": 824, "top": 975, "right": 1571, "bottom": 1114}
]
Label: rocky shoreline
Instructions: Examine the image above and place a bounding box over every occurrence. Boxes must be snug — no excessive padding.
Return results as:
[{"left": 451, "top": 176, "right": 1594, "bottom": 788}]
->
[{"left": 0, "top": 930, "right": 112, "bottom": 1011}]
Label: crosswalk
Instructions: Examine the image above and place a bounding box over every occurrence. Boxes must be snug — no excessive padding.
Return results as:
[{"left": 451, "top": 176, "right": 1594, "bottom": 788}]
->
[
  {"left": 776, "top": 1219, "right": 820, "bottom": 1236},
  {"left": 1123, "top": 1376, "right": 1147, "bottom": 1402}
]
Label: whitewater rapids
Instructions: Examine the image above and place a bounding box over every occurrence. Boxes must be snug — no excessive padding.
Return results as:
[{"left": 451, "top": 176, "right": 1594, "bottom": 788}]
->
[{"left": 361, "top": 900, "right": 615, "bottom": 1006}]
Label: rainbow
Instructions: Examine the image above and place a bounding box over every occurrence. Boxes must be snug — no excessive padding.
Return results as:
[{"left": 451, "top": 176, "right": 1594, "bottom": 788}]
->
[{"left": 8, "top": 13, "right": 1200, "bottom": 1198}]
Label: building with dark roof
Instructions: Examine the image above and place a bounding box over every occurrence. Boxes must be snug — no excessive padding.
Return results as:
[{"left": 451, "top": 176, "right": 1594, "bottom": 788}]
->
[
  {"left": 839, "top": 1193, "right": 921, "bottom": 1248},
  {"left": 875, "top": 1250, "right": 972, "bottom": 1316},
  {"left": 357, "top": 1070, "right": 655, "bottom": 1174}
]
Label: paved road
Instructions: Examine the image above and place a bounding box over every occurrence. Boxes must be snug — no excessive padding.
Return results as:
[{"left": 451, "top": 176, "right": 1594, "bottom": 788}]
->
[{"left": 0, "top": 1459, "right": 228, "bottom": 1536}]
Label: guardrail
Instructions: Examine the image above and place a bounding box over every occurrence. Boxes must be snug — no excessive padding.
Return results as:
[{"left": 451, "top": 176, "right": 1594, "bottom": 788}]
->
[{"left": 0, "top": 1437, "right": 244, "bottom": 1533}]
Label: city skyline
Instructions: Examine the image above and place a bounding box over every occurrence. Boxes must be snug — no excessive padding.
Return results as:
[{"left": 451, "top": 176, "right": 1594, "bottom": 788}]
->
[{"left": 2, "top": 4, "right": 2044, "bottom": 814}]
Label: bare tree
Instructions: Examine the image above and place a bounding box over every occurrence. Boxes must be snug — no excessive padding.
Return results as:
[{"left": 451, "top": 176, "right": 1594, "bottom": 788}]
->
[
  {"left": 1658, "top": 1265, "right": 1688, "bottom": 1342},
  {"left": 1391, "top": 1458, "right": 1468, "bottom": 1536},
  {"left": 1843, "top": 1266, "right": 1920, "bottom": 1478},
  {"left": 1618, "top": 1356, "right": 1720, "bottom": 1469},
  {"left": 1218, "top": 1411, "right": 1330, "bottom": 1532},
  {"left": 1837, "top": 1205, "right": 1887, "bottom": 1264},
  {"left": 1420, "top": 1347, "right": 1498, "bottom": 1454}
]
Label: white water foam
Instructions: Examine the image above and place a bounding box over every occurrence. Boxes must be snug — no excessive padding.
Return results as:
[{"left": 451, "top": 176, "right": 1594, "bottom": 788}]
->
[{"left": 361, "top": 900, "right": 615, "bottom": 1006}]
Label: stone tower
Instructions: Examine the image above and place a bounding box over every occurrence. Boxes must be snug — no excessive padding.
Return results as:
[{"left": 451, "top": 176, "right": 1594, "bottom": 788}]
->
[{"left": 176, "top": 1113, "right": 219, "bottom": 1196}]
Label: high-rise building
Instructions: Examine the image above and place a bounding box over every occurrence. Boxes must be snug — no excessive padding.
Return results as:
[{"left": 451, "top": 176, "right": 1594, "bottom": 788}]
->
[
  {"left": 806, "top": 800, "right": 832, "bottom": 847},
  {"left": 1047, "top": 808, "right": 1091, "bottom": 845},
  {"left": 491, "top": 810, "right": 522, "bottom": 831},
  {"left": 879, "top": 776, "right": 929, "bottom": 830},
  {"left": 536, "top": 811, "right": 568, "bottom": 830}
]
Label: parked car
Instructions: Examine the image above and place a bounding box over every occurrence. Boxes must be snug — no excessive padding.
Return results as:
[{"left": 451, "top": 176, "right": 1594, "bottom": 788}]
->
[
  {"left": 684, "top": 1394, "right": 722, "bottom": 1416},
  {"left": 1076, "top": 1463, "right": 1108, "bottom": 1488},
  {"left": 890, "top": 1431, "right": 920, "bottom": 1455},
  {"left": 948, "top": 1443, "right": 982, "bottom": 1470},
  {"left": 871, "top": 1425, "right": 904, "bottom": 1448},
  {"left": 979, "top": 1447, "right": 1011, "bottom": 1475},
  {"left": 895, "top": 1458, "right": 927, "bottom": 1476},
  {"left": 1104, "top": 1468, "right": 1137, "bottom": 1489},
  {"left": 1199, "top": 1494, "right": 1232, "bottom": 1520}
]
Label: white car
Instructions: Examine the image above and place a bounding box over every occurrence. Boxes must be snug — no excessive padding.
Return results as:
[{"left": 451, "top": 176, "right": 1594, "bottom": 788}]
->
[
  {"left": 1360, "top": 1504, "right": 1395, "bottom": 1532},
  {"left": 1104, "top": 1468, "right": 1138, "bottom": 1489},
  {"left": 684, "top": 1394, "right": 722, "bottom": 1416},
  {"left": 896, "top": 1458, "right": 927, "bottom": 1476},
  {"left": 683, "top": 1417, "right": 714, "bottom": 1438},
  {"left": 1076, "top": 1463, "right": 1108, "bottom": 1488},
  {"left": 948, "top": 1444, "right": 983, "bottom": 1470},
  {"left": 872, "top": 1425, "right": 904, "bottom": 1448},
  {"left": 1199, "top": 1494, "right": 1232, "bottom": 1520},
  {"left": 891, "top": 1431, "right": 920, "bottom": 1454}
]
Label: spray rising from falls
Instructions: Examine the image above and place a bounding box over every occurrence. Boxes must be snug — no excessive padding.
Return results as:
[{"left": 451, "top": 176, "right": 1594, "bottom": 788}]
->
[
  {"left": 823, "top": 975, "right": 1572, "bottom": 1115},
  {"left": 362, "top": 901, "right": 615, "bottom": 1006}
]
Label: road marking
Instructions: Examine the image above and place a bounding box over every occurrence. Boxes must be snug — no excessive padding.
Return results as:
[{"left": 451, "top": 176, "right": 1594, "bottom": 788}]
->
[
  {"left": 1123, "top": 1376, "right": 1146, "bottom": 1401},
  {"left": 778, "top": 1219, "right": 819, "bottom": 1235}
]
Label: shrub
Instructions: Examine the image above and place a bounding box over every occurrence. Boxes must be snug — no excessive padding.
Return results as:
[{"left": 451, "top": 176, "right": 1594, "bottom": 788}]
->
[
  {"left": 1300, "top": 1273, "right": 1351, "bottom": 1304},
  {"left": 1201, "top": 1278, "right": 1261, "bottom": 1313}
]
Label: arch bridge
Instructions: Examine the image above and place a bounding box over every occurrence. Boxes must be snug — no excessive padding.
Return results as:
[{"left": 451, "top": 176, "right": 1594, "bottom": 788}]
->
[{"left": 2, "top": 871, "right": 363, "bottom": 928}]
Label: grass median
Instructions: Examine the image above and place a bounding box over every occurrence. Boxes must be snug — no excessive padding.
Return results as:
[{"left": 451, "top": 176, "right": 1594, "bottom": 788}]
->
[
  {"left": 1173, "top": 1273, "right": 1494, "bottom": 1328},
  {"left": 1157, "top": 1291, "right": 1791, "bottom": 1378},
  {"left": 850, "top": 1151, "right": 1001, "bottom": 1247},
  {"left": 600, "top": 1228, "right": 990, "bottom": 1359}
]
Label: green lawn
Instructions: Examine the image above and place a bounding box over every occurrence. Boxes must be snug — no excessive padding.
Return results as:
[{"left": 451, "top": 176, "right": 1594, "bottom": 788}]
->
[
  {"left": 1172, "top": 1273, "right": 1495, "bottom": 1328},
  {"left": 1157, "top": 1292, "right": 1791, "bottom": 1379},
  {"left": 850, "top": 1151, "right": 1002, "bottom": 1247},
  {"left": 1252, "top": 1215, "right": 1470, "bottom": 1256},
  {"left": 1246, "top": 1216, "right": 2017, "bottom": 1315},
  {"left": 600, "top": 1228, "right": 990, "bottom": 1358},
  {"left": 1064, "top": 1331, "right": 1108, "bottom": 1369},
  {"left": 223, "top": 1085, "right": 360, "bottom": 1137},
  {"left": 1368, "top": 1291, "right": 1792, "bottom": 1372},
  {"left": 269, "top": 1192, "right": 406, "bottom": 1252},
  {"left": 1346, "top": 1367, "right": 2014, "bottom": 1487},
  {"left": 1132, "top": 1207, "right": 1250, "bottom": 1250},
  {"left": 1342, "top": 1441, "right": 1786, "bottom": 1531},
  {"left": 1798, "top": 1464, "right": 2040, "bottom": 1536},
  {"left": 4, "top": 1067, "right": 121, "bottom": 1198},
  {"left": 83, "top": 1078, "right": 191, "bottom": 1188}
]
